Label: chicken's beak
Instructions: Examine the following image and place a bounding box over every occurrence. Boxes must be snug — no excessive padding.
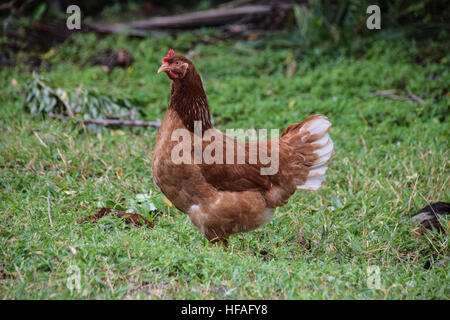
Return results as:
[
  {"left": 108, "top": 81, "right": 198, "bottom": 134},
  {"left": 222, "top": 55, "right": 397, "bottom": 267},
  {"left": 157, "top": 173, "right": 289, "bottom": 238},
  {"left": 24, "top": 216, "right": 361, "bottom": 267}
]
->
[{"left": 158, "top": 64, "right": 170, "bottom": 74}]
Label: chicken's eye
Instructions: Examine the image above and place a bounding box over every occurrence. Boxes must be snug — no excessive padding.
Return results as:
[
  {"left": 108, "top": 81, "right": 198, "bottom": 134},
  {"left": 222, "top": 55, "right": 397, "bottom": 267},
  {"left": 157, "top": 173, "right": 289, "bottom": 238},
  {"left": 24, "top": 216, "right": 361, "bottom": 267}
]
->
[{"left": 174, "top": 61, "right": 181, "bottom": 66}]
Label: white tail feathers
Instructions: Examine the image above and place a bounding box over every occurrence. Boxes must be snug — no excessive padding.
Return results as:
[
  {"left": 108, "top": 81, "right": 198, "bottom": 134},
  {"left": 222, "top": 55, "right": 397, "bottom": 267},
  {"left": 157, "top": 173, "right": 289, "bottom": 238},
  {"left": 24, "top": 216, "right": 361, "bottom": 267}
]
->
[
  {"left": 298, "top": 175, "right": 326, "bottom": 191},
  {"left": 297, "top": 115, "right": 334, "bottom": 191},
  {"left": 300, "top": 116, "right": 331, "bottom": 141}
]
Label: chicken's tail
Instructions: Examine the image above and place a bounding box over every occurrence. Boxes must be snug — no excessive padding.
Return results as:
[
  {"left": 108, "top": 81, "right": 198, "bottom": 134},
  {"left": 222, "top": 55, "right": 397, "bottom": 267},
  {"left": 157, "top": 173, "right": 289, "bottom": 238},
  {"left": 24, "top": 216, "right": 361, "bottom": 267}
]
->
[{"left": 281, "top": 114, "right": 334, "bottom": 191}]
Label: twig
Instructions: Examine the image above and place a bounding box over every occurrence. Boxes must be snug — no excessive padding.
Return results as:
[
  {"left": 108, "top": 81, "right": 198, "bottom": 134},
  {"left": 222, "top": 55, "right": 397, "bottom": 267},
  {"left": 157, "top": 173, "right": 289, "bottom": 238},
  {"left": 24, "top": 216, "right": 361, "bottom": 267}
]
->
[
  {"left": 103, "top": 107, "right": 137, "bottom": 120},
  {"left": 370, "top": 90, "right": 411, "bottom": 102},
  {"left": 33, "top": 131, "right": 48, "bottom": 148},
  {"left": 406, "top": 88, "right": 425, "bottom": 104},
  {"left": 34, "top": 75, "right": 75, "bottom": 118},
  {"left": 47, "top": 113, "right": 161, "bottom": 128},
  {"left": 370, "top": 89, "right": 425, "bottom": 104},
  {"left": 370, "top": 89, "right": 396, "bottom": 95},
  {"left": 39, "top": 195, "right": 53, "bottom": 228}
]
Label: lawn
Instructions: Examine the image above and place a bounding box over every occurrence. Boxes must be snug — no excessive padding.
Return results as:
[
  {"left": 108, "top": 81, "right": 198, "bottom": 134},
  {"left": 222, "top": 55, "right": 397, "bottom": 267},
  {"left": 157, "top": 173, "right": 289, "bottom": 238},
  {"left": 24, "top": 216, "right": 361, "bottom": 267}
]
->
[{"left": 0, "top": 30, "right": 448, "bottom": 299}]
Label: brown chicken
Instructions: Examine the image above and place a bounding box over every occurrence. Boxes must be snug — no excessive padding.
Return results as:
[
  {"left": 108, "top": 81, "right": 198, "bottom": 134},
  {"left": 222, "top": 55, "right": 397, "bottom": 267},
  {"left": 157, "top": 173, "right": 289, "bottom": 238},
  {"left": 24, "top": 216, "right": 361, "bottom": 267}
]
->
[{"left": 152, "top": 49, "right": 334, "bottom": 247}]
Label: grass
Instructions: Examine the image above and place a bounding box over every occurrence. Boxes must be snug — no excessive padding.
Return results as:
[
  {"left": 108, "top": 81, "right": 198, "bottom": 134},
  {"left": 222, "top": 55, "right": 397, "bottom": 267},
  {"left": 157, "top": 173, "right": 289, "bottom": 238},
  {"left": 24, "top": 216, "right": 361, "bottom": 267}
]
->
[{"left": 0, "top": 30, "right": 449, "bottom": 299}]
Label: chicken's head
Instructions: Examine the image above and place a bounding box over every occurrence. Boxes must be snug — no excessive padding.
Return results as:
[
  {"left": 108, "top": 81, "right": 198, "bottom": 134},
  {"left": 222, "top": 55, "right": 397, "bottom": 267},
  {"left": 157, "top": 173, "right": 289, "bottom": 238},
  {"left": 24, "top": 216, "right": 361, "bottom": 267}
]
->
[{"left": 157, "top": 49, "right": 190, "bottom": 81}]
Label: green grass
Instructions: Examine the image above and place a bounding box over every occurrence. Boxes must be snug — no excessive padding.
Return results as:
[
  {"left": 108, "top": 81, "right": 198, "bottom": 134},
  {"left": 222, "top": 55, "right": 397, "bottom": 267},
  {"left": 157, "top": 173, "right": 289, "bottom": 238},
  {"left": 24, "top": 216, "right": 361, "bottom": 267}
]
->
[{"left": 0, "top": 31, "right": 449, "bottom": 299}]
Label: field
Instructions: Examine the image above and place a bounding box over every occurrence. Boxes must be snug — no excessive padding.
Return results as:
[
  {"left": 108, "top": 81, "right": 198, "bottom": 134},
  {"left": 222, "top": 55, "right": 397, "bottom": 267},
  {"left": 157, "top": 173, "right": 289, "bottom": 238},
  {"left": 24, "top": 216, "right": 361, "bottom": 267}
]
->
[{"left": 0, "top": 30, "right": 449, "bottom": 299}]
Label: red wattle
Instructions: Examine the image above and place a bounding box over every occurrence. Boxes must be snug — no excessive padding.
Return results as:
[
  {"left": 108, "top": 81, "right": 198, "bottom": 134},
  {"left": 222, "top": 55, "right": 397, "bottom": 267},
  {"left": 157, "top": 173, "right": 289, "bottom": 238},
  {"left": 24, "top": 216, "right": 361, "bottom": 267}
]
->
[{"left": 168, "top": 71, "right": 179, "bottom": 79}]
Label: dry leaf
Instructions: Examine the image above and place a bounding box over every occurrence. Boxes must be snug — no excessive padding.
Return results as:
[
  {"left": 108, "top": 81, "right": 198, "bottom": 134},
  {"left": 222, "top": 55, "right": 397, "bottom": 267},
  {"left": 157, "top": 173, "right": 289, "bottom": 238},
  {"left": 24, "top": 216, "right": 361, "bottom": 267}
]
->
[
  {"left": 288, "top": 99, "right": 296, "bottom": 108},
  {"left": 77, "top": 207, "right": 154, "bottom": 229}
]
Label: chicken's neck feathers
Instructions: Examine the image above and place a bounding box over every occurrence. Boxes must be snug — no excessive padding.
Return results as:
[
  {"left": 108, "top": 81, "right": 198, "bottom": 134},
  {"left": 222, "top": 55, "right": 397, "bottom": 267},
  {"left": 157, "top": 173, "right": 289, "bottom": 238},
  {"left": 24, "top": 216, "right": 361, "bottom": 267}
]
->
[{"left": 168, "top": 69, "right": 212, "bottom": 133}]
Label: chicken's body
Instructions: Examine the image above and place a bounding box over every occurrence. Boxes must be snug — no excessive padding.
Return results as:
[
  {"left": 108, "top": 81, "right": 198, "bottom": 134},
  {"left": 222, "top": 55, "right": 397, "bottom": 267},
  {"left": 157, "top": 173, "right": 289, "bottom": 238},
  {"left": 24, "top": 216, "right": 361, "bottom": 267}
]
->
[{"left": 152, "top": 50, "right": 334, "bottom": 245}]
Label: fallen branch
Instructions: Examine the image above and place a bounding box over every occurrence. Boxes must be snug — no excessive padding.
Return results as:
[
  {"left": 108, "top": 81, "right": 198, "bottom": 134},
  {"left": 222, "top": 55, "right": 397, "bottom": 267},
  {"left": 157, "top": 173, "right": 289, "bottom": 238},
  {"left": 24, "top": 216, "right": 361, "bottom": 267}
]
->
[
  {"left": 47, "top": 113, "right": 161, "bottom": 128},
  {"left": 90, "top": 4, "right": 291, "bottom": 34},
  {"left": 103, "top": 107, "right": 137, "bottom": 120},
  {"left": 218, "top": 0, "right": 260, "bottom": 9},
  {"left": 39, "top": 195, "right": 53, "bottom": 228}
]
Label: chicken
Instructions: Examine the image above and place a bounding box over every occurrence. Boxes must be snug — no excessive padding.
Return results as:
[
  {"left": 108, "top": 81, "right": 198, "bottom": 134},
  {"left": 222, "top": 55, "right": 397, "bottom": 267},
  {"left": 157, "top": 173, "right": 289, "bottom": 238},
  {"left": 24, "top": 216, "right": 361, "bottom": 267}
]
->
[{"left": 152, "top": 49, "right": 334, "bottom": 247}]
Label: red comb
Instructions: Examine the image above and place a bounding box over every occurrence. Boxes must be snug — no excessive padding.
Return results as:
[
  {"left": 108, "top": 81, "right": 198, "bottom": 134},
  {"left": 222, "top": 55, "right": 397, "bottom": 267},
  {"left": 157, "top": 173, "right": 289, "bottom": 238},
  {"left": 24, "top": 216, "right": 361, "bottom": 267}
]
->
[{"left": 162, "top": 49, "right": 175, "bottom": 63}]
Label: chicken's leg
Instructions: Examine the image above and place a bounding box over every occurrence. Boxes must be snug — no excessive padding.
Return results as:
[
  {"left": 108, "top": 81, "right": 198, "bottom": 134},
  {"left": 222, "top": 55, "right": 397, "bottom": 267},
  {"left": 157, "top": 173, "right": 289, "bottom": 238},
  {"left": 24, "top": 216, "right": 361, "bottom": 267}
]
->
[{"left": 210, "top": 237, "right": 229, "bottom": 249}]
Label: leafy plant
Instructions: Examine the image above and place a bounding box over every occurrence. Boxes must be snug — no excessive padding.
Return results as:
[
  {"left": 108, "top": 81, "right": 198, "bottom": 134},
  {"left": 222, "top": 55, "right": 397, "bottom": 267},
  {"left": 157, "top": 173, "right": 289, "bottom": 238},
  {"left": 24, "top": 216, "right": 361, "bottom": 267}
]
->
[{"left": 23, "top": 73, "right": 140, "bottom": 133}]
